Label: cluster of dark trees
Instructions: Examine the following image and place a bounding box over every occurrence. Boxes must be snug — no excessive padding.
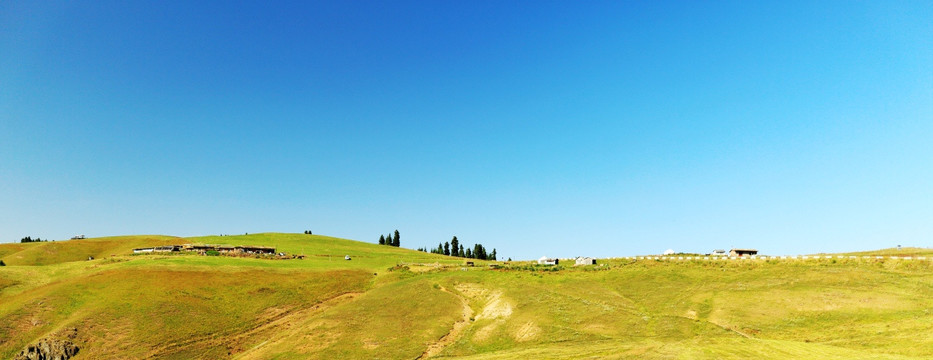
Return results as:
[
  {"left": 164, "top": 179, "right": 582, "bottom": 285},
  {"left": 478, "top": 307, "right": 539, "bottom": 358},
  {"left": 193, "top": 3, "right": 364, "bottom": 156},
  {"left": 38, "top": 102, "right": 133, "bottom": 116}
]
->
[
  {"left": 378, "top": 230, "right": 401, "bottom": 247},
  {"left": 303, "top": 230, "right": 313, "bottom": 235},
  {"left": 419, "top": 236, "right": 496, "bottom": 260},
  {"left": 20, "top": 236, "right": 46, "bottom": 243}
]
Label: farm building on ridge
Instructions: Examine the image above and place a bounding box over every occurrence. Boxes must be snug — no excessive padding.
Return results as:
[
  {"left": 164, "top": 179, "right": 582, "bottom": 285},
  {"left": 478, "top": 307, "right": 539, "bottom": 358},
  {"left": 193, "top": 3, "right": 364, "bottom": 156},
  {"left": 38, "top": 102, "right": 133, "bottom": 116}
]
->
[
  {"left": 575, "top": 257, "right": 596, "bottom": 266},
  {"left": 538, "top": 256, "right": 559, "bottom": 265},
  {"left": 132, "top": 244, "right": 276, "bottom": 255},
  {"left": 730, "top": 248, "right": 758, "bottom": 257}
]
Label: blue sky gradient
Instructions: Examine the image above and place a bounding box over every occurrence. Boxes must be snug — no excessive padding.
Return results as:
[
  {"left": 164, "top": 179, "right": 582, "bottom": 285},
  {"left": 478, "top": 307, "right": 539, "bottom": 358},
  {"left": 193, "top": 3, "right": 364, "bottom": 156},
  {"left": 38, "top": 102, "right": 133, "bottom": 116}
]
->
[{"left": 2, "top": 1, "right": 931, "bottom": 259}]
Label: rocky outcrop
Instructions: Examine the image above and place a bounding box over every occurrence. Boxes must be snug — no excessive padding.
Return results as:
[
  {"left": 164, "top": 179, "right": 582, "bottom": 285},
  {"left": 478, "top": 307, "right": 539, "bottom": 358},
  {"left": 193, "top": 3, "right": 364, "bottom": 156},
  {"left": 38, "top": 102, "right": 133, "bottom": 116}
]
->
[{"left": 15, "top": 328, "right": 79, "bottom": 360}]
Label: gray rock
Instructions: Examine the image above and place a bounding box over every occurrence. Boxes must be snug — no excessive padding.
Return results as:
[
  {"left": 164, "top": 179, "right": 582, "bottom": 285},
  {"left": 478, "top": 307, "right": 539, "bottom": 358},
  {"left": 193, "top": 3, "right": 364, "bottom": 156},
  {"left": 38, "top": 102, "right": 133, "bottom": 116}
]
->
[{"left": 14, "top": 338, "right": 79, "bottom": 360}]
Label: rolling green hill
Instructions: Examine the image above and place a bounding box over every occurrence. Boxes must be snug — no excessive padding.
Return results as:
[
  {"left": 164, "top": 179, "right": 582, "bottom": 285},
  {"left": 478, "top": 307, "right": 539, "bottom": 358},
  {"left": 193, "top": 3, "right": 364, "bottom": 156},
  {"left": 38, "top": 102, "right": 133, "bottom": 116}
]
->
[{"left": 2, "top": 234, "right": 932, "bottom": 359}]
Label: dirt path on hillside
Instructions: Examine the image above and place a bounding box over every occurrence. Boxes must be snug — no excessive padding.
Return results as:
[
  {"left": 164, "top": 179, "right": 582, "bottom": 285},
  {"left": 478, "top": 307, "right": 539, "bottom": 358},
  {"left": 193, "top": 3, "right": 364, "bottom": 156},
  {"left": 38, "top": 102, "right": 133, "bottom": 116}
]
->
[
  {"left": 610, "top": 287, "right": 752, "bottom": 340},
  {"left": 416, "top": 286, "right": 474, "bottom": 359},
  {"left": 700, "top": 316, "right": 752, "bottom": 339},
  {"left": 143, "top": 292, "right": 361, "bottom": 359},
  {"left": 230, "top": 292, "right": 362, "bottom": 359}
]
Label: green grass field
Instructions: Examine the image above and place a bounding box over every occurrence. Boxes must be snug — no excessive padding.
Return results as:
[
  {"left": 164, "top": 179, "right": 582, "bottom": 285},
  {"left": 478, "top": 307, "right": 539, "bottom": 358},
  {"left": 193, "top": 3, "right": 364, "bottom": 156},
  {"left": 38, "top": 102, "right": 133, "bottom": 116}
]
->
[{"left": 2, "top": 233, "right": 932, "bottom": 359}]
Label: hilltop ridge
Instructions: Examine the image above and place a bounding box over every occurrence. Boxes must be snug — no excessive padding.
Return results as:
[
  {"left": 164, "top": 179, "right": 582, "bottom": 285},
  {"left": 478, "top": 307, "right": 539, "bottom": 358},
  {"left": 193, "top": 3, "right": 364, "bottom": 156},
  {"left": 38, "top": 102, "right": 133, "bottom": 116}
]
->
[{"left": 2, "top": 233, "right": 932, "bottom": 359}]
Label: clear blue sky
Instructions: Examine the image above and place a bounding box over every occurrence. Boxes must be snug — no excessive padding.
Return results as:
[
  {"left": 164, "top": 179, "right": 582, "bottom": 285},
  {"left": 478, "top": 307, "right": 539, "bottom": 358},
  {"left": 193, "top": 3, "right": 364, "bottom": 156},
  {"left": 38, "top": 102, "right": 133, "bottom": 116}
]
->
[{"left": 2, "top": 1, "right": 931, "bottom": 259}]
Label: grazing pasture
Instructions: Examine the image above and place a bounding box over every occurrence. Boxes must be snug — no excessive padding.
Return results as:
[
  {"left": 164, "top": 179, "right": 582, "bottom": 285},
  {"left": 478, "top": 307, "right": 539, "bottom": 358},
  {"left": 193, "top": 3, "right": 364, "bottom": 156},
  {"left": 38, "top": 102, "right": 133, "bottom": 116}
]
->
[{"left": 1, "top": 234, "right": 931, "bottom": 359}]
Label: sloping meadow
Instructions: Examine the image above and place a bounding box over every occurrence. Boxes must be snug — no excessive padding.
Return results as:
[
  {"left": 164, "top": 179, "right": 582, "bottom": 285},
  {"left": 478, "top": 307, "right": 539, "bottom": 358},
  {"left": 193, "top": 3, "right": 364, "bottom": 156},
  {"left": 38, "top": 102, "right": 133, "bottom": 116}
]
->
[{"left": 2, "top": 235, "right": 933, "bottom": 359}]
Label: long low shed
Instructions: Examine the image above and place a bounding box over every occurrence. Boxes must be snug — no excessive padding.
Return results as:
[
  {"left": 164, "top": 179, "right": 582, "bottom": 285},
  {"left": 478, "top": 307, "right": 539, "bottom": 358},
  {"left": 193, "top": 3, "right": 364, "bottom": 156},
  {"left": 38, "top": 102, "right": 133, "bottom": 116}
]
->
[{"left": 133, "top": 244, "right": 276, "bottom": 255}]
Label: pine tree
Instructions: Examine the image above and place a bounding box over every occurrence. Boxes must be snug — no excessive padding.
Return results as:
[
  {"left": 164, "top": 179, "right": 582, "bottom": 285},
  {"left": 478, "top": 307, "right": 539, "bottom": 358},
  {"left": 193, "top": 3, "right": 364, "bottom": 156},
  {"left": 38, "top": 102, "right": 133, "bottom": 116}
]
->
[
  {"left": 450, "top": 236, "right": 459, "bottom": 257},
  {"left": 393, "top": 230, "right": 401, "bottom": 247},
  {"left": 465, "top": 248, "right": 473, "bottom": 258},
  {"left": 473, "top": 244, "right": 486, "bottom": 260},
  {"left": 437, "top": 243, "right": 444, "bottom": 254},
  {"left": 444, "top": 242, "right": 450, "bottom": 256},
  {"left": 459, "top": 244, "right": 465, "bottom": 257},
  {"left": 474, "top": 244, "right": 486, "bottom": 260},
  {"left": 490, "top": 249, "right": 497, "bottom": 261},
  {"left": 379, "top": 234, "right": 385, "bottom": 245}
]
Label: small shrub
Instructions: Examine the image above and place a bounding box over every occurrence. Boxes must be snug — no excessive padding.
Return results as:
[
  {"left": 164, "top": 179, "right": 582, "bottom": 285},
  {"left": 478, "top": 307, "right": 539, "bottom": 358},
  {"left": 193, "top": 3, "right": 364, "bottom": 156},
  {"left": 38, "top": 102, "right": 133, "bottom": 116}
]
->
[{"left": 206, "top": 250, "right": 220, "bottom": 256}]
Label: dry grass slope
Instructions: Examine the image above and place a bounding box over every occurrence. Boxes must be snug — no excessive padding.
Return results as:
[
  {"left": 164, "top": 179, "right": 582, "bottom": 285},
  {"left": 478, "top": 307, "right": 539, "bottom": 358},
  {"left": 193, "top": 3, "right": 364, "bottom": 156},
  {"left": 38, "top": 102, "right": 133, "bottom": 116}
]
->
[{"left": 2, "top": 235, "right": 932, "bottom": 359}]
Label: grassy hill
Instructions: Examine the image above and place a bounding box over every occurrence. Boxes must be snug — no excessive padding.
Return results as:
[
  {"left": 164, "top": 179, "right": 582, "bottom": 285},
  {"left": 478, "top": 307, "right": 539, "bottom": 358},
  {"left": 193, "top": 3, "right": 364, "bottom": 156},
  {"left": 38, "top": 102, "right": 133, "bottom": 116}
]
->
[
  {"left": 2, "top": 234, "right": 932, "bottom": 359},
  {"left": 830, "top": 247, "right": 933, "bottom": 257},
  {"left": 0, "top": 235, "right": 182, "bottom": 266}
]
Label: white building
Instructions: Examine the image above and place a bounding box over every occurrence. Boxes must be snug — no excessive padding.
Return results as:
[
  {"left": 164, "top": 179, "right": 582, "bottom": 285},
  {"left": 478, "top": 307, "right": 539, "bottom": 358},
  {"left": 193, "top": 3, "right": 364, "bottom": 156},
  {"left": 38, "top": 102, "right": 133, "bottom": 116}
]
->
[
  {"left": 538, "top": 256, "right": 559, "bottom": 265},
  {"left": 575, "top": 257, "right": 596, "bottom": 266}
]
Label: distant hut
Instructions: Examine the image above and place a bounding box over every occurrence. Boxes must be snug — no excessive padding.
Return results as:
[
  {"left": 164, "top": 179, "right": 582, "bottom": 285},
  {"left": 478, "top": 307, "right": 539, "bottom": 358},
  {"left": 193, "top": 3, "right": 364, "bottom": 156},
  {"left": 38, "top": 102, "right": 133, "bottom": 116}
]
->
[
  {"left": 729, "top": 248, "right": 758, "bottom": 257},
  {"left": 710, "top": 249, "right": 727, "bottom": 256},
  {"left": 537, "top": 256, "right": 559, "bottom": 265},
  {"left": 575, "top": 257, "right": 596, "bottom": 266}
]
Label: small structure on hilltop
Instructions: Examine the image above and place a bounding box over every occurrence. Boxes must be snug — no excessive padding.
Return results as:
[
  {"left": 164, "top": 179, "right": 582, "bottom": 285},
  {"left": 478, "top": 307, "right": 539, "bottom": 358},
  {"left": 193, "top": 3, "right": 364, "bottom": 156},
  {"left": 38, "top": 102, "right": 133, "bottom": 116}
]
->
[
  {"left": 71, "top": 235, "right": 85, "bottom": 240},
  {"left": 730, "top": 248, "right": 758, "bottom": 257},
  {"left": 133, "top": 247, "right": 154, "bottom": 254},
  {"left": 663, "top": 249, "right": 675, "bottom": 256},
  {"left": 711, "top": 249, "right": 727, "bottom": 256},
  {"left": 538, "top": 256, "right": 559, "bottom": 265},
  {"left": 575, "top": 257, "right": 596, "bottom": 266}
]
